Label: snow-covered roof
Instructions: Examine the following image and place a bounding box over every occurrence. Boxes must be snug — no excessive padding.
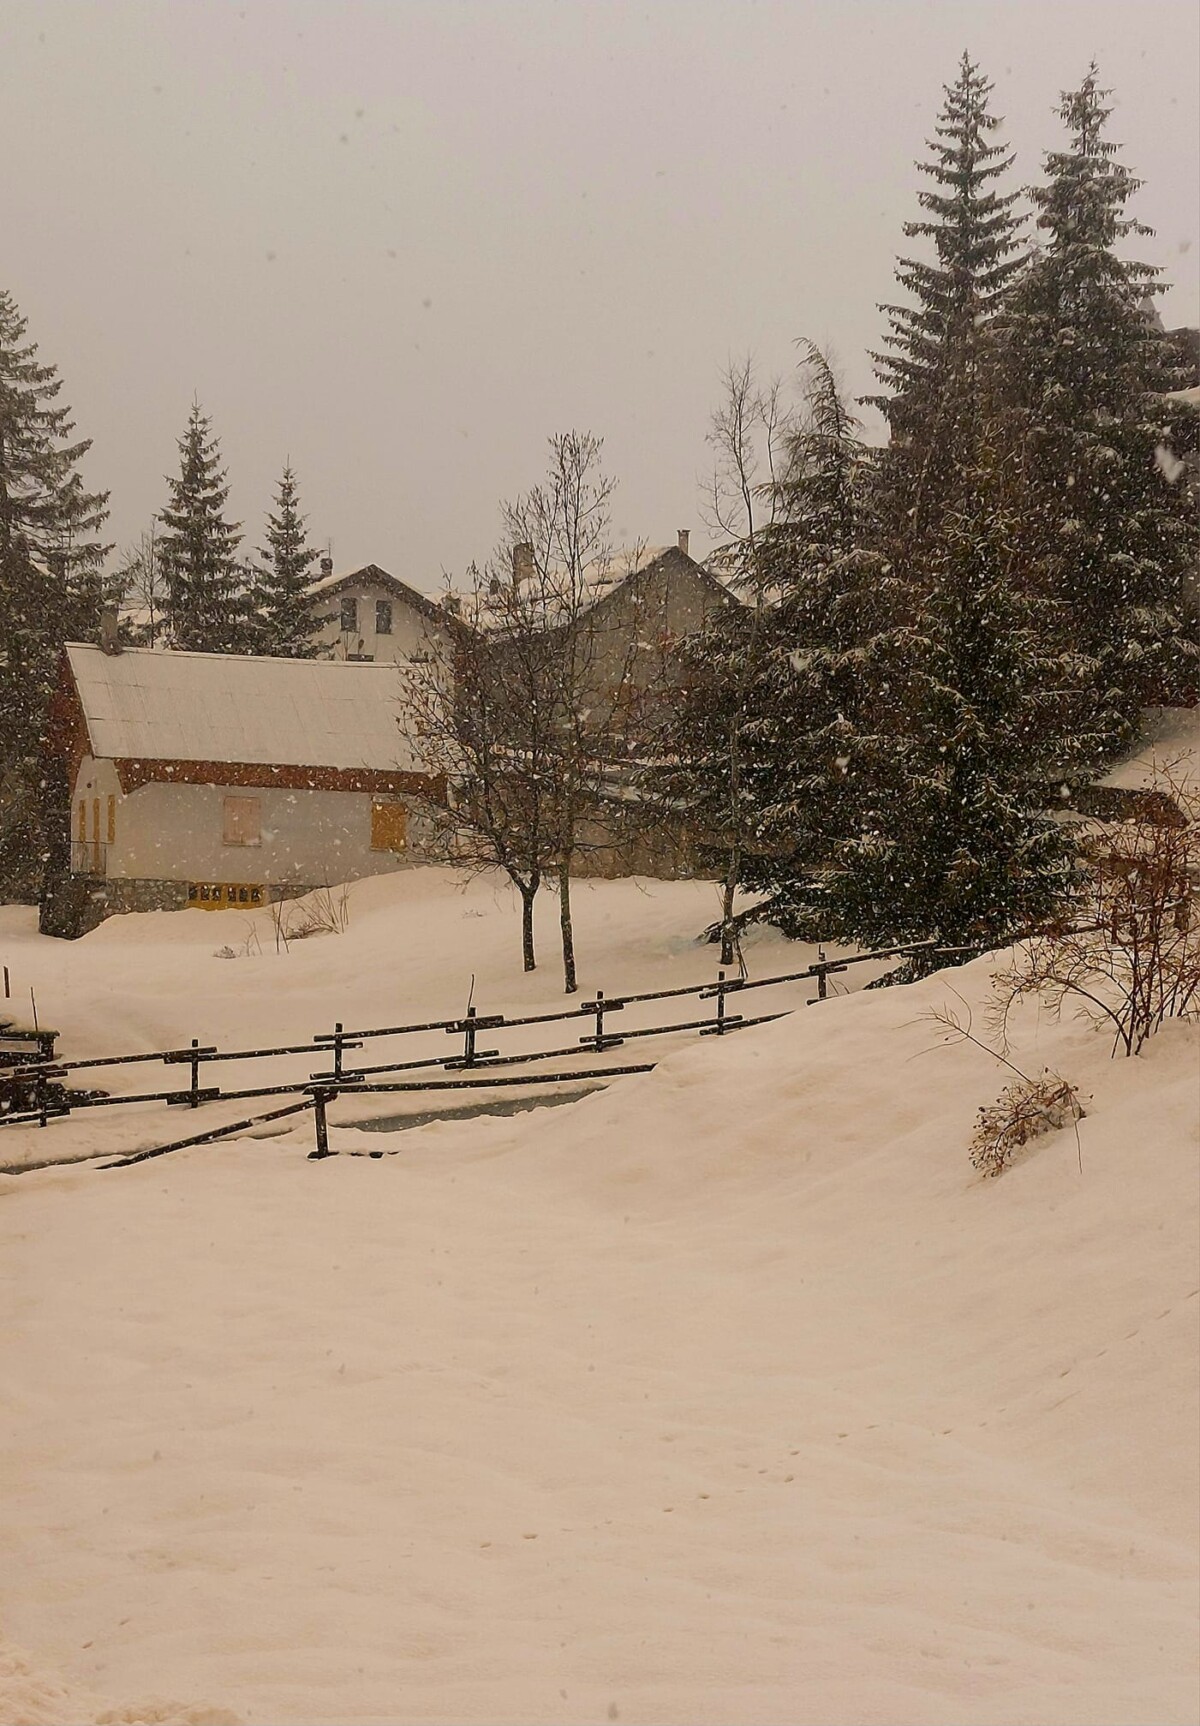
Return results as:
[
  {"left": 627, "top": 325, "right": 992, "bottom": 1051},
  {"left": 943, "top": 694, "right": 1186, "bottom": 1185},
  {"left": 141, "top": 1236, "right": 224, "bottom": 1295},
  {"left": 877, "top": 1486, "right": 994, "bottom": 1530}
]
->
[
  {"left": 306, "top": 562, "right": 447, "bottom": 623},
  {"left": 64, "top": 643, "right": 418, "bottom": 771},
  {"left": 1098, "top": 706, "right": 1199, "bottom": 795}
]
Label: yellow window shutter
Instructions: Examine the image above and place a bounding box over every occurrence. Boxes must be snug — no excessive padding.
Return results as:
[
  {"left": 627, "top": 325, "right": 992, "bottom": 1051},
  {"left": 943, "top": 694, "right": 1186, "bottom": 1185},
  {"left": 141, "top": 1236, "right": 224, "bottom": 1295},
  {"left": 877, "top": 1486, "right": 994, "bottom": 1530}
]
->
[{"left": 371, "top": 801, "right": 407, "bottom": 852}]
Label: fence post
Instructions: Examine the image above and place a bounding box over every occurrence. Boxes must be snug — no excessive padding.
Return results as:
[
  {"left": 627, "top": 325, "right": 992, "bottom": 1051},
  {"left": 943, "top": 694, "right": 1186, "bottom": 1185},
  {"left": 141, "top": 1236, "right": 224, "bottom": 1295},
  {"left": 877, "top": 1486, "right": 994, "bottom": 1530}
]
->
[
  {"left": 461, "top": 1006, "right": 478, "bottom": 1069},
  {"left": 332, "top": 1022, "right": 345, "bottom": 1082},
  {"left": 189, "top": 1037, "right": 201, "bottom": 1108},
  {"left": 311, "top": 1088, "right": 333, "bottom": 1158},
  {"left": 714, "top": 970, "right": 729, "bottom": 1034},
  {"left": 579, "top": 987, "right": 625, "bottom": 1052}
]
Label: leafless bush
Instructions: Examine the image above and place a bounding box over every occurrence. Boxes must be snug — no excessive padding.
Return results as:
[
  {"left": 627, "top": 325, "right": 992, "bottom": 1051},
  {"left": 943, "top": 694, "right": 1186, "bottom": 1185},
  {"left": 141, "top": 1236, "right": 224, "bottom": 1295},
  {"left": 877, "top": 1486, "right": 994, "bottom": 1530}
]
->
[
  {"left": 969, "top": 1072, "right": 1085, "bottom": 1178},
  {"left": 925, "top": 992, "right": 1085, "bottom": 1179},
  {"left": 992, "top": 761, "right": 1199, "bottom": 1056},
  {"left": 269, "top": 884, "right": 350, "bottom": 951}
]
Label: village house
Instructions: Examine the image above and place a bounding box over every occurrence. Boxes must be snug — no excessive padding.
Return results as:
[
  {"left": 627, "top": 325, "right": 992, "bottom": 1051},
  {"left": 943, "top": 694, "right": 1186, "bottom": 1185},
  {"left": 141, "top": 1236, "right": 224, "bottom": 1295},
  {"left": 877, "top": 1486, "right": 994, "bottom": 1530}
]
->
[
  {"left": 41, "top": 637, "right": 445, "bottom": 938},
  {"left": 479, "top": 531, "right": 733, "bottom": 878},
  {"left": 307, "top": 559, "right": 454, "bottom": 665}
]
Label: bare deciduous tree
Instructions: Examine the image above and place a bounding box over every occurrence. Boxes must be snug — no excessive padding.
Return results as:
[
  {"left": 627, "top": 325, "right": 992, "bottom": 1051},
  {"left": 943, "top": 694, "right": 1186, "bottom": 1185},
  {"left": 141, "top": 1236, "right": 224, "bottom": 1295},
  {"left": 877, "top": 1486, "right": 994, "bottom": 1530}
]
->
[
  {"left": 400, "top": 570, "right": 557, "bottom": 975},
  {"left": 403, "top": 433, "right": 641, "bottom": 991},
  {"left": 992, "top": 763, "right": 1200, "bottom": 1056},
  {"left": 701, "top": 356, "right": 796, "bottom": 965},
  {"left": 112, "top": 523, "right": 168, "bottom": 647}
]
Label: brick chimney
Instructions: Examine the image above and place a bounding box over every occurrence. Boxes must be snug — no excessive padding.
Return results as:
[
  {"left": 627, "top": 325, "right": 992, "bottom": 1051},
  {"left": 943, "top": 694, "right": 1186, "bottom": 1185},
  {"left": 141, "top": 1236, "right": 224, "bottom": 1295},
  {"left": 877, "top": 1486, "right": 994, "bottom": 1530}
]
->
[
  {"left": 512, "top": 541, "right": 535, "bottom": 584},
  {"left": 677, "top": 528, "right": 690, "bottom": 557},
  {"left": 99, "top": 604, "right": 122, "bottom": 655}
]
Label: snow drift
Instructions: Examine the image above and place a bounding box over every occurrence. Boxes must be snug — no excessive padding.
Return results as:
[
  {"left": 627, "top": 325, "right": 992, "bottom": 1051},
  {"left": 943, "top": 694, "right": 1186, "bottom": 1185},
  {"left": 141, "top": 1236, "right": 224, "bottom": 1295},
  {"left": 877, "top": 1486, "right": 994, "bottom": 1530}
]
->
[{"left": 0, "top": 872, "right": 1196, "bottom": 1724}]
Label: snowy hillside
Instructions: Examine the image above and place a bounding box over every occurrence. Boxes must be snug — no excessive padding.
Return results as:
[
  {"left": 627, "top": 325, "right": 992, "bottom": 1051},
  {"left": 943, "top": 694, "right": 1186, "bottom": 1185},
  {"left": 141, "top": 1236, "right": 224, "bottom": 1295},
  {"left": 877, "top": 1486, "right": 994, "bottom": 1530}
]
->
[{"left": 1, "top": 872, "right": 1197, "bottom": 1725}]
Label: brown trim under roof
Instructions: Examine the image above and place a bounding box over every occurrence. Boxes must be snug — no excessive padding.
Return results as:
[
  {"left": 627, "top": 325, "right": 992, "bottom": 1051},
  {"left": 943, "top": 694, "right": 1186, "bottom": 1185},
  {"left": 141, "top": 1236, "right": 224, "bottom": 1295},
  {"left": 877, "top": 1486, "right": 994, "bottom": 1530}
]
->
[{"left": 113, "top": 758, "right": 448, "bottom": 799}]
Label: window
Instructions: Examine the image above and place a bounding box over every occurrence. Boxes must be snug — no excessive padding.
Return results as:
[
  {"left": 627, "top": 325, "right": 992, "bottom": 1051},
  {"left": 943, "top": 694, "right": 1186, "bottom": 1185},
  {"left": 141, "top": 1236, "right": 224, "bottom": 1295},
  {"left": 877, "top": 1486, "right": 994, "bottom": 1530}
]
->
[
  {"left": 77, "top": 801, "right": 86, "bottom": 842},
  {"left": 370, "top": 801, "right": 407, "bottom": 852},
  {"left": 223, "top": 795, "right": 262, "bottom": 847},
  {"left": 340, "top": 595, "right": 358, "bottom": 634},
  {"left": 375, "top": 599, "right": 393, "bottom": 635}
]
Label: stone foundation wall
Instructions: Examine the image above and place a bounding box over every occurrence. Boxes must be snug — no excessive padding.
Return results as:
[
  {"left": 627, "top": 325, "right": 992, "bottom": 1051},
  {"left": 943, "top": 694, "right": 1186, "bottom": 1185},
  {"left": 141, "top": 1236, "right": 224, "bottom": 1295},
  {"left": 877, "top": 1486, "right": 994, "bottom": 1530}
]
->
[{"left": 39, "top": 875, "right": 337, "bottom": 940}]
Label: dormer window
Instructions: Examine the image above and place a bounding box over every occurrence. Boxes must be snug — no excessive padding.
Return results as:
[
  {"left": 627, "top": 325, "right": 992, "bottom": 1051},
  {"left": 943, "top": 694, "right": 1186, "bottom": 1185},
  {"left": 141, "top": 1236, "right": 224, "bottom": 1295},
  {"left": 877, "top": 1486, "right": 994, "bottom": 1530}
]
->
[
  {"left": 376, "top": 599, "right": 393, "bottom": 635},
  {"left": 340, "top": 595, "right": 358, "bottom": 633}
]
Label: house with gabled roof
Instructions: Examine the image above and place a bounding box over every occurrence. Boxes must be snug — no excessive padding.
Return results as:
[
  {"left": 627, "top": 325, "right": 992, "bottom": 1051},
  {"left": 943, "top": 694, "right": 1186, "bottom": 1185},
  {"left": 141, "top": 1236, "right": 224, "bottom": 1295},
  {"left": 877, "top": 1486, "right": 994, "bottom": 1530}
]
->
[
  {"left": 41, "top": 638, "right": 445, "bottom": 936},
  {"left": 307, "top": 559, "right": 455, "bottom": 665}
]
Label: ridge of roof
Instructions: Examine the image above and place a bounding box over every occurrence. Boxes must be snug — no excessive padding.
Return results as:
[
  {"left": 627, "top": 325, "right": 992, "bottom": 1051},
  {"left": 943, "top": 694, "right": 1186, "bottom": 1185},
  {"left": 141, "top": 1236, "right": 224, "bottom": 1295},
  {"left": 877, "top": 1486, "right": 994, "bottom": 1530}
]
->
[{"left": 307, "top": 562, "right": 448, "bottom": 621}]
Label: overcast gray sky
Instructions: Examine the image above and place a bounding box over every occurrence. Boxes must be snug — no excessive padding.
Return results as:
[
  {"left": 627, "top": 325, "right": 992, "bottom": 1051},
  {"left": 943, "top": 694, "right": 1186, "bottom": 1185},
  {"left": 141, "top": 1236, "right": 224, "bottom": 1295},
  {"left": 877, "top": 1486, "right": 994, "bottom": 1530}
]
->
[{"left": 4, "top": 0, "right": 1197, "bottom": 587}]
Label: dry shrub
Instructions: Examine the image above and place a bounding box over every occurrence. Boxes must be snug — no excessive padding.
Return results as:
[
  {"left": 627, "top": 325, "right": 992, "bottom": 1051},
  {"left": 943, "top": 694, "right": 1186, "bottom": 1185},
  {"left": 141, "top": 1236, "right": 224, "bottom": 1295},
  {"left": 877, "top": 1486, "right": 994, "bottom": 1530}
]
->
[
  {"left": 925, "top": 993, "right": 1084, "bottom": 1180},
  {"left": 993, "top": 760, "right": 1199, "bottom": 1056},
  {"left": 270, "top": 884, "right": 351, "bottom": 951},
  {"left": 969, "top": 1071, "right": 1085, "bottom": 1178}
]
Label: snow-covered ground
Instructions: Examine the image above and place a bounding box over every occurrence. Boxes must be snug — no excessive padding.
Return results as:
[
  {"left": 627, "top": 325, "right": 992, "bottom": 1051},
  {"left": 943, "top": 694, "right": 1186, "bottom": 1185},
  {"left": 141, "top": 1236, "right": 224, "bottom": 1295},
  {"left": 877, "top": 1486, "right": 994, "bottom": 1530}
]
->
[{"left": 1, "top": 871, "right": 1197, "bottom": 1725}]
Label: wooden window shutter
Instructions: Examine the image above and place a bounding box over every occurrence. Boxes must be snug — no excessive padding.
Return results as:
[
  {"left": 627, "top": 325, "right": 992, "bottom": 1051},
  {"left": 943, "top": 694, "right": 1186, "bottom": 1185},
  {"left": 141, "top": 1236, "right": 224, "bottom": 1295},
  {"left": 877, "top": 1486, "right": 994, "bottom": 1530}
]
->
[
  {"left": 370, "top": 801, "right": 407, "bottom": 852},
  {"left": 223, "top": 796, "right": 262, "bottom": 847},
  {"left": 107, "top": 795, "right": 116, "bottom": 843}
]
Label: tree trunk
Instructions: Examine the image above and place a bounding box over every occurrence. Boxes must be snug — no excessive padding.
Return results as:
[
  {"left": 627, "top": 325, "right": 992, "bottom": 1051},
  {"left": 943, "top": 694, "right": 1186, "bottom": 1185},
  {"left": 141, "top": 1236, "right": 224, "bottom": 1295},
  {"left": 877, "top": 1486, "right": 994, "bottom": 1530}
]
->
[
  {"left": 557, "top": 857, "right": 577, "bottom": 994},
  {"left": 719, "top": 845, "right": 740, "bottom": 967},
  {"left": 519, "top": 878, "right": 538, "bottom": 972}
]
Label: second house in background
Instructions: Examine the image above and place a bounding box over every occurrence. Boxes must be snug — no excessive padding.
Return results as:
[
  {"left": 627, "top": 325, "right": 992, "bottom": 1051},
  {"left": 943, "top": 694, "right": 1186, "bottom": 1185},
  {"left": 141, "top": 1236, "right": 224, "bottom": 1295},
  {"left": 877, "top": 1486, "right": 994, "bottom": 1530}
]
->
[{"left": 308, "top": 560, "right": 453, "bottom": 664}]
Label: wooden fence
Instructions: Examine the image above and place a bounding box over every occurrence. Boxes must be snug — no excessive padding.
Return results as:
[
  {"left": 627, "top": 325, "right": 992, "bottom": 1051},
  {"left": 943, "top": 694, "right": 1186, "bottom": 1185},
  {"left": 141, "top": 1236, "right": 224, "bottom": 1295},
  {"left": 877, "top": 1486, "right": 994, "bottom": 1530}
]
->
[{"left": 1, "top": 941, "right": 940, "bottom": 1168}]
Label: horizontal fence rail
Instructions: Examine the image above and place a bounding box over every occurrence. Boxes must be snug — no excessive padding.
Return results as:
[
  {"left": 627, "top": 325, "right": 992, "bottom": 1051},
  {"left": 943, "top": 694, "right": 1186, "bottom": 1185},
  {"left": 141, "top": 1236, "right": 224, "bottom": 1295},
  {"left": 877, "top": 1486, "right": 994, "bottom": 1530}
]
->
[{"left": 0, "top": 938, "right": 953, "bottom": 1161}]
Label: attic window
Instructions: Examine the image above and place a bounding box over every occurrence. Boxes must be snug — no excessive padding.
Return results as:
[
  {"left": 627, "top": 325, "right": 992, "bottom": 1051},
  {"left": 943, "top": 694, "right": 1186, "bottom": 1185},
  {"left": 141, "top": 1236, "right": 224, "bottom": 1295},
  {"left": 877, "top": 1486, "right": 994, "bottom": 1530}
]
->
[
  {"left": 376, "top": 599, "right": 393, "bottom": 635},
  {"left": 340, "top": 595, "right": 358, "bottom": 633},
  {"left": 223, "top": 795, "right": 262, "bottom": 847}
]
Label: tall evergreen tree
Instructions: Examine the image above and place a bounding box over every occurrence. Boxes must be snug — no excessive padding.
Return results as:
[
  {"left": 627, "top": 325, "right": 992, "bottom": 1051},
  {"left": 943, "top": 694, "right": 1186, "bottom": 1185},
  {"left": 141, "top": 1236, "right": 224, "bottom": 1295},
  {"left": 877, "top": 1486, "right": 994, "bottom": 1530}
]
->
[
  {"left": 643, "top": 349, "right": 895, "bottom": 949},
  {"left": 158, "top": 403, "right": 253, "bottom": 653},
  {"left": 0, "top": 288, "right": 109, "bottom": 896},
  {"left": 868, "top": 52, "right": 1026, "bottom": 542},
  {"left": 731, "top": 347, "right": 900, "bottom": 937},
  {"left": 994, "top": 66, "right": 1199, "bottom": 738},
  {"left": 253, "top": 462, "right": 320, "bottom": 656},
  {"left": 810, "top": 489, "right": 1080, "bottom": 961},
  {"left": 810, "top": 57, "right": 1080, "bottom": 964}
]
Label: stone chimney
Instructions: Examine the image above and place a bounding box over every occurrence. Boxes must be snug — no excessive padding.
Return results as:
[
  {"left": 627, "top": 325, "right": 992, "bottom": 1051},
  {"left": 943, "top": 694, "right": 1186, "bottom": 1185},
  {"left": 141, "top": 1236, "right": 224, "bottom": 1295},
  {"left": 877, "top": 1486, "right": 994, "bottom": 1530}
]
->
[
  {"left": 512, "top": 541, "right": 535, "bottom": 584},
  {"left": 99, "top": 604, "right": 122, "bottom": 656},
  {"left": 677, "top": 528, "right": 690, "bottom": 557},
  {"left": 319, "top": 555, "right": 334, "bottom": 578}
]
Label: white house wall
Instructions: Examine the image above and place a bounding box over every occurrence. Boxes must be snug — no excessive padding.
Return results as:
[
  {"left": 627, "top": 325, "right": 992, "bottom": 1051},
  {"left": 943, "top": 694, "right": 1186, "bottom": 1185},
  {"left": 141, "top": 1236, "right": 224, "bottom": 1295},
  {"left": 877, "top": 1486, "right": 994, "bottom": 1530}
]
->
[
  {"left": 313, "top": 582, "right": 447, "bottom": 666},
  {"left": 72, "top": 756, "right": 429, "bottom": 887}
]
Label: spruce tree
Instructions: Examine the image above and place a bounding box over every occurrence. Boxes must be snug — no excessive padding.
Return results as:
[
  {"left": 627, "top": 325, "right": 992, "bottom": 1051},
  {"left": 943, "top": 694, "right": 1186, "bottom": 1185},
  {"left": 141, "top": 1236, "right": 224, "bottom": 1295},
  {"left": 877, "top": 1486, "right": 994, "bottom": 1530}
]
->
[
  {"left": 253, "top": 462, "right": 320, "bottom": 656},
  {"left": 0, "top": 288, "right": 109, "bottom": 896},
  {"left": 643, "top": 349, "right": 894, "bottom": 948},
  {"left": 868, "top": 52, "right": 1026, "bottom": 542},
  {"left": 732, "top": 347, "right": 899, "bottom": 937},
  {"left": 822, "top": 57, "right": 1077, "bottom": 963},
  {"left": 813, "top": 490, "right": 1080, "bottom": 961},
  {"left": 994, "top": 67, "right": 1199, "bottom": 739},
  {"left": 158, "top": 403, "right": 253, "bottom": 653}
]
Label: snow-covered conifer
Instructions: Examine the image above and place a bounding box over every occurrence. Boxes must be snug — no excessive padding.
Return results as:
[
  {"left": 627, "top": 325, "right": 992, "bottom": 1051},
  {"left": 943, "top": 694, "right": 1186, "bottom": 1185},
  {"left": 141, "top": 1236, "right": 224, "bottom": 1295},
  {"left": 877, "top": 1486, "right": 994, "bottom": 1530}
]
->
[
  {"left": 994, "top": 66, "right": 1199, "bottom": 740},
  {"left": 0, "top": 288, "right": 109, "bottom": 895},
  {"left": 158, "top": 403, "right": 253, "bottom": 653},
  {"left": 868, "top": 52, "right": 1025, "bottom": 541},
  {"left": 253, "top": 463, "right": 320, "bottom": 656}
]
